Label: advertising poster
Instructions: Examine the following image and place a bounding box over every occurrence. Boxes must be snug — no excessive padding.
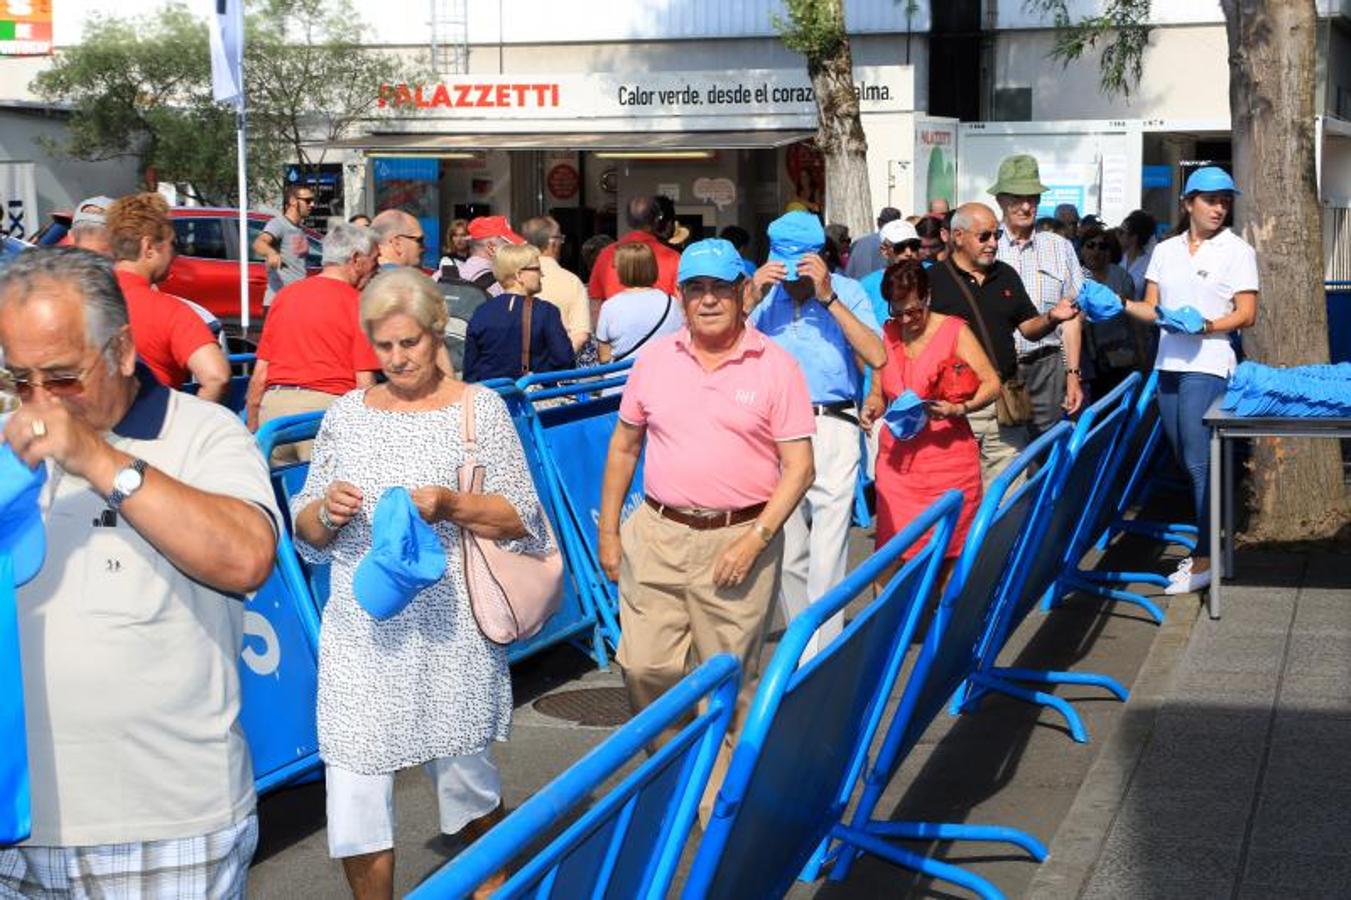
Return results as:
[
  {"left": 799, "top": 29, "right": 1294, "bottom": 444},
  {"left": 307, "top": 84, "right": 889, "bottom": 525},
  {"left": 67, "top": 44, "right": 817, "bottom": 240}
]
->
[
  {"left": 0, "top": 0, "right": 51, "bottom": 56},
  {"left": 372, "top": 158, "right": 440, "bottom": 269},
  {"left": 0, "top": 161, "right": 36, "bottom": 240},
  {"left": 915, "top": 118, "right": 958, "bottom": 211}
]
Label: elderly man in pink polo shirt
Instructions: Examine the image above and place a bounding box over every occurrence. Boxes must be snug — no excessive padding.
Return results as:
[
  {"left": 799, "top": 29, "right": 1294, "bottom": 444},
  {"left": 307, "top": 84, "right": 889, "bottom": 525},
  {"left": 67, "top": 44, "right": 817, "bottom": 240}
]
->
[{"left": 598, "top": 237, "right": 815, "bottom": 818}]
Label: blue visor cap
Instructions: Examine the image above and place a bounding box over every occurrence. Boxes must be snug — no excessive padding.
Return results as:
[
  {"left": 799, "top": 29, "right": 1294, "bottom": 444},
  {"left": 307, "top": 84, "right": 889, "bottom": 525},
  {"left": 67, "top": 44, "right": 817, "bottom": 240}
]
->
[
  {"left": 352, "top": 486, "right": 447, "bottom": 621},
  {"left": 0, "top": 443, "right": 47, "bottom": 587},
  {"left": 1077, "top": 279, "right": 1125, "bottom": 323},
  {"left": 883, "top": 390, "right": 929, "bottom": 441},
  {"left": 1182, "top": 166, "right": 1240, "bottom": 197},
  {"left": 766, "top": 211, "right": 825, "bottom": 281},
  {"left": 677, "top": 238, "right": 747, "bottom": 285}
]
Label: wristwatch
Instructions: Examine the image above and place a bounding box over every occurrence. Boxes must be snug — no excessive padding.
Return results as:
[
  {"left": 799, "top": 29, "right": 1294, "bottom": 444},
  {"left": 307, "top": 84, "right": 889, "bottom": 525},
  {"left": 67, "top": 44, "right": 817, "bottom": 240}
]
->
[
  {"left": 108, "top": 458, "right": 148, "bottom": 511},
  {"left": 819, "top": 292, "right": 838, "bottom": 309},
  {"left": 752, "top": 521, "right": 775, "bottom": 544}
]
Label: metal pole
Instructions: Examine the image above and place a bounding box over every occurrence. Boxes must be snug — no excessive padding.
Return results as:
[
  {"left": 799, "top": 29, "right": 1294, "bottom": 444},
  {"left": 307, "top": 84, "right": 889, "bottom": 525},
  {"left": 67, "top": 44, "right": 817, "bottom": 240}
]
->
[{"left": 236, "top": 107, "right": 250, "bottom": 335}]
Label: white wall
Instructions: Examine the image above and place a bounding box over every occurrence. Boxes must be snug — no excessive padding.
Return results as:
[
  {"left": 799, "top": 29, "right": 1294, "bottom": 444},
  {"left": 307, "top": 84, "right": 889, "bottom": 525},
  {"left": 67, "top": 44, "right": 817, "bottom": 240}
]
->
[
  {"left": 993, "top": 24, "right": 1231, "bottom": 123},
  {"left": 996, "top": 0, "right": 1226, "bottom": 29},
  {"left": 0, "top": 107, "right": 141, "bottom": 223}
]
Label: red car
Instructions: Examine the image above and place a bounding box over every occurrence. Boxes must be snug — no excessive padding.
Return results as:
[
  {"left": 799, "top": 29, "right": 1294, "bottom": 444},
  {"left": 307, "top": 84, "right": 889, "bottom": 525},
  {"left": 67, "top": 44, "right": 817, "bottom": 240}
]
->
[{"left": 162, "top": 208, "right": 323, "bottom": 328}]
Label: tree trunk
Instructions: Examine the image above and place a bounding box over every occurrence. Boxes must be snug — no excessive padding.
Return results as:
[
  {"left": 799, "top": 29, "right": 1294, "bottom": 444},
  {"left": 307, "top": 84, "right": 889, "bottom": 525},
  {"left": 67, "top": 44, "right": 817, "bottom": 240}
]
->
[
  {"left": 1221, "top": 0, "right": 1348, "bottom": 540},
  {"left": 807, "top": 15, "right": 873, "bottom": 238}
]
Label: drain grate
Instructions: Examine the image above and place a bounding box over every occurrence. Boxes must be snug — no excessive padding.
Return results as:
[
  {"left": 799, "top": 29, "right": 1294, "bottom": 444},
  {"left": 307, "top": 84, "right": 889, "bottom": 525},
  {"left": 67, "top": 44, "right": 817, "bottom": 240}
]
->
[{"left": 533, "top": 687, "right": 633, "bottom": 727}]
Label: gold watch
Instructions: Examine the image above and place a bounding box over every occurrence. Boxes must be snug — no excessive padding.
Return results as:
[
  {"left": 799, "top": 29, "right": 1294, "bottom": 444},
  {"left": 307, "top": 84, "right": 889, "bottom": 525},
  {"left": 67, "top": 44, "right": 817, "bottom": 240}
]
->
[{"left": 752, "top": 521, "right": 774, "bottom": 544}]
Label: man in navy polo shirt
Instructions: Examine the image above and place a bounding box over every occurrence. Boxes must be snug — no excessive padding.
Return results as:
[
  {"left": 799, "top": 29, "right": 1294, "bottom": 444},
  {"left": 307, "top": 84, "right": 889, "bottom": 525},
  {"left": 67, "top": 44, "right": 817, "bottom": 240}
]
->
[{"left": 748, "top": 211, "right": 886, "bottom": 660}]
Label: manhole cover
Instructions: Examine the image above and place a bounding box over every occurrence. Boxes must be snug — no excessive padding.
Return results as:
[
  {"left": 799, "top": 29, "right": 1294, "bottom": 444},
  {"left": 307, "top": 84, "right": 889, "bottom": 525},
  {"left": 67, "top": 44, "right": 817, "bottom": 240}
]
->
[{"left": 533, "top": 687, "right": 633, "bottom": 727}]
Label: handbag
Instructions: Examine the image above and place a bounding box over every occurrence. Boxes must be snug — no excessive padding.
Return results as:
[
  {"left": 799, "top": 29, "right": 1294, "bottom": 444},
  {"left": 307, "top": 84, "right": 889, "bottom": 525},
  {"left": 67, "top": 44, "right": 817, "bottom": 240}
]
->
[
  {"left": 944, "top": 259, "right": 1033, "bottom": 426},
  {"left": 934, "top": 355, "right": 982, "bottom": 404},
  {"left": 457, "top": 385, "right": 564, "bottom": 644},
  {"left": 519, "top": 295, "right": 534, "bottom": 377}
]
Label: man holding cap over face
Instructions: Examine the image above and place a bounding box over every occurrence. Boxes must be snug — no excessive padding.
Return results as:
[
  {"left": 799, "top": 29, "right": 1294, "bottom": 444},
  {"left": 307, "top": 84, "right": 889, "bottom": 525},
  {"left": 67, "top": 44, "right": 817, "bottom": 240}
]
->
[
  {"left": 747, "top": 211, "right": 886, "bottom": 660},
  {"left": 598, "top": 237, "right": 815, "bottom": 820}
]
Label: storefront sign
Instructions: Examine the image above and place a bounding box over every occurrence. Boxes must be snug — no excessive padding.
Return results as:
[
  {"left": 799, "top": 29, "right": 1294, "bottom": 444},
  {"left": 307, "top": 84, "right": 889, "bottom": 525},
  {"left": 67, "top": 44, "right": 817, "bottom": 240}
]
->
[
  {"left": 0, "top": 0, "right": 52, "bottom": 57},
  {"left": 373, "top": 158, "right": 439, "bottom": 268},
  {"left": 374, "top": 67, "right": 913, "bottom": 124},
  {"left": 693, "top": 177, "right": 736, "bottom": 210}
]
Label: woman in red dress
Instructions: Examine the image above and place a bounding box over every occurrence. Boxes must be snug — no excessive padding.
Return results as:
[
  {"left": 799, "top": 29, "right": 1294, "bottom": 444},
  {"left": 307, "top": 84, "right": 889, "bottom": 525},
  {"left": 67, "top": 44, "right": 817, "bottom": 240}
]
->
[{"left": 862, "top": 261, "right": 1001, "bottom": 586}]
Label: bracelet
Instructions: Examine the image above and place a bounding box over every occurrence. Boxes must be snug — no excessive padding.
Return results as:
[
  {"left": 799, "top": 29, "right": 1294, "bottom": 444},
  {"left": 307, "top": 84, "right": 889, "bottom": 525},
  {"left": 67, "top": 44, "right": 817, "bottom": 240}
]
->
[
  {"left": 819, "top": 292, "right": 837, "bottom": 309},
  {"left": 1065, "top": 367, "right": 1082, "bottom": 377},
  {"left": 317, "top": 502, "right": 340, "bottom": 532}
]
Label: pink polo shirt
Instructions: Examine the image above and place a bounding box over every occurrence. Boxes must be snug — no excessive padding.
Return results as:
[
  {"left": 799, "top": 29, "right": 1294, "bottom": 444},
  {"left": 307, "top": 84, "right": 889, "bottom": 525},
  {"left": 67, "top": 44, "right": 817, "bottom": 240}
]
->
[{"left": 619, "top": 325, "right": 814, "bottom": 510}]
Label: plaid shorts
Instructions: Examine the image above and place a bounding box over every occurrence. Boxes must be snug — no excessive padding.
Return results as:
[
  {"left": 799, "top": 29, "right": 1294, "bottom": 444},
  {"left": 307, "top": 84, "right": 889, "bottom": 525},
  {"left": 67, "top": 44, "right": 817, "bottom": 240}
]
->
[{"left": 0, "top": 813, "right": 257, "bottom": 899}]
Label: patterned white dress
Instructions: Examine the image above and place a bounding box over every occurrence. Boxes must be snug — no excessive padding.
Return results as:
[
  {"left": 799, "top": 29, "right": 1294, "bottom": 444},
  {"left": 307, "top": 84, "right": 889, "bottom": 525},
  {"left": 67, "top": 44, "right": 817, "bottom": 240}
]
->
[{"left": 292, "top": 387, "right": 551, "bottom": 775}]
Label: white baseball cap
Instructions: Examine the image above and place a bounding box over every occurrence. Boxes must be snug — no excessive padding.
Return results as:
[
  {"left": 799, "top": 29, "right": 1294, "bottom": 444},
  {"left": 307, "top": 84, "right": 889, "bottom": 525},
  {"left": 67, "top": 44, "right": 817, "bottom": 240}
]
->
[{"left": 880, "top": 220, "right": 919, "bottom": 246}]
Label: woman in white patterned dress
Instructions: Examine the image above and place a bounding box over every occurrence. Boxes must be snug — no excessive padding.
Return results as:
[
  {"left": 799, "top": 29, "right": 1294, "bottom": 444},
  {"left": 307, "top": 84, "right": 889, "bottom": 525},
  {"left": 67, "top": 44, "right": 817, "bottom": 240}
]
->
[{"left": 291, "top": 267, "right": 551, "bottom": 899}]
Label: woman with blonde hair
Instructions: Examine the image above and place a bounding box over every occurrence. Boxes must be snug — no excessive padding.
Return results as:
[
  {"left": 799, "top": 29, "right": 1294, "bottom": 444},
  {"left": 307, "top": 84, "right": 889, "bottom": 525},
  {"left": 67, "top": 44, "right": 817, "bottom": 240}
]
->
[
  {"left": 291, "top": 267, "right": 552, "bottom": 898},
  {"left": 462, "top": 243, "right": 573, "bottom": 382}
]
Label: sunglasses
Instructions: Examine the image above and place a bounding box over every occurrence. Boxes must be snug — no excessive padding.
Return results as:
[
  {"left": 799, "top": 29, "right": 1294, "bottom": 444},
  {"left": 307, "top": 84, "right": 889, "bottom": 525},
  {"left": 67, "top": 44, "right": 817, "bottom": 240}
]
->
[
  {"left": 3, "top": 335, "right": 119, "bottom": 400},
  {"left": 398, "top": 233, "right": 426, "bottom": 246},
  {"left": 972, "top": 228, "right": 1004, "bottom": 244}
]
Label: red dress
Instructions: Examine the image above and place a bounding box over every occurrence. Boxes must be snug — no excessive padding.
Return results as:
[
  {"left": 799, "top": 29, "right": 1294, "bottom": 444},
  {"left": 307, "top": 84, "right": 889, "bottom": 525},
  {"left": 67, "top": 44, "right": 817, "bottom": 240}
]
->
[{"left": 875, "top": 315, "right": 982, "bottom": 558}]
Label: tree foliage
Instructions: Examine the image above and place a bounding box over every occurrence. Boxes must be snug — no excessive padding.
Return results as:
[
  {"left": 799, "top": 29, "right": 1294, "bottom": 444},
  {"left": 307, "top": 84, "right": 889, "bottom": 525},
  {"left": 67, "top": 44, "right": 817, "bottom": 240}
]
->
[
  {"left": 1022, "top": 0, "right": 1153, "bottom": 98},
  {"left": 32, "top": 0, "right": 420, "bottom": 206},
  {"left": 772, "top": 0, "right": 847, "bottom": 64}
]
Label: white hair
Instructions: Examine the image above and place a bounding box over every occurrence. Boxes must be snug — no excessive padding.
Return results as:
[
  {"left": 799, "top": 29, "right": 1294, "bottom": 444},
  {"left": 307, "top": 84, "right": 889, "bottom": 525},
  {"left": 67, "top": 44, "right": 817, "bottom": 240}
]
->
[
  {"left": 0, "top": 247, "right": 128, "bottom": 363},
  {"left": 322, "top": 223, "right": 377, "bottom": 266}
]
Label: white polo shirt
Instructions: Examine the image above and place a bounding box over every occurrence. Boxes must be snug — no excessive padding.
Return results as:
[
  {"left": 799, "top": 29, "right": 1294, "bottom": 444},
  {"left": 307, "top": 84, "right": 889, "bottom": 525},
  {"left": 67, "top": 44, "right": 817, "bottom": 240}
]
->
[
  {"left": 18, "top": 368, "right": 280, "bottom": 846},
  {"left": 1146, "top": 229, "right": 1259, "bottom": 378}
]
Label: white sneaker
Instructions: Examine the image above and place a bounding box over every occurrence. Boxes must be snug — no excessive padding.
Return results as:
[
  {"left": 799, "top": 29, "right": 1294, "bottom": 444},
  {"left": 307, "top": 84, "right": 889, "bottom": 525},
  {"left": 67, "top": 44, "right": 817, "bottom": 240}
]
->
[
  {"left": 1166, "top": 558, "right": 1193, "bottom": 584},
  {"left": 1165, "top": 564, "right": 1212, "bottom": 595}
]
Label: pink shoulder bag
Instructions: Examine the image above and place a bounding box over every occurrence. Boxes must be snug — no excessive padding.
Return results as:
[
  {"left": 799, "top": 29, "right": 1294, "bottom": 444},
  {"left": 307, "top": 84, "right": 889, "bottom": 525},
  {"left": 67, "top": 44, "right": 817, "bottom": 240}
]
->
[{"left": 457, "top": 385, "right": 564, "bottom": 644}]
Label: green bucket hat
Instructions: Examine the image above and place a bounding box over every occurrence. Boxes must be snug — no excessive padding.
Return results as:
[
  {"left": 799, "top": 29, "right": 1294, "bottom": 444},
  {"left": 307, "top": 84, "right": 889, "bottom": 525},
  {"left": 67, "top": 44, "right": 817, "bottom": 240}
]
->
[{"left": 988, "top": 154, "right": 1048, "bottom": 196}]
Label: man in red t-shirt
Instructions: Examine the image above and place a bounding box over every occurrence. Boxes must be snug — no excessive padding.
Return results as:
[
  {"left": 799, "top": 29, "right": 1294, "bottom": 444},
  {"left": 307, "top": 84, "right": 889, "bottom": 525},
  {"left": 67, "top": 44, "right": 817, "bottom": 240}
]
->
[
  {"left": 587, "top": 196, "right": 681, "bottom": 302},
  {"left": 106, "top": 194, "right": 231, "bottom": 402},
  {"left": 244, "top": 223, "right": 381, "bottom": 462}
]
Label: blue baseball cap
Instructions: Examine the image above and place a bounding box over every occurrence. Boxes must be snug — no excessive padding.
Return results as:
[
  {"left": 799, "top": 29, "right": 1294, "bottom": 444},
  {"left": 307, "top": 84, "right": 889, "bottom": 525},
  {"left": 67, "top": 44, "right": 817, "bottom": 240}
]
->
[
  {"left": 1077, "top": 279, "right": 1125, "bottom": 323},
  {"left": 352, "top": 486, "right": 446, "bottom": 621},
  {"left": 0, "top": 442, "right": 47, "bottom": 587},
  {"left": 1182, "top": 166, "right": 1240, "bottom": 198},
  {"left": 767, "top": 211, "right": 825, "bottom": 282},
  {"left": 677, "top": 238, "right": 746, "bottom": 285},
  {"left": 883, "top": 390, "right": 929, "bottom": 441}
]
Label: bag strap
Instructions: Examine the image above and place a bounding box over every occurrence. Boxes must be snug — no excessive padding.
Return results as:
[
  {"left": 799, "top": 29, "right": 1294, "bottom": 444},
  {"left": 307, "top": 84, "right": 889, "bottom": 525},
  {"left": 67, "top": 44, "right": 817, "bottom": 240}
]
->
[
  {"left": 944, "top": 258, "right": 1000, "bottom": 368},
  {"left": 613, "top": 293, "right": 673, "bottom": 362},
  {"left": 460, "top": 384, "right": 479, "bottom": 453},
  {"left": 520, "top": 295, "right": 534, "bottom": 377}
]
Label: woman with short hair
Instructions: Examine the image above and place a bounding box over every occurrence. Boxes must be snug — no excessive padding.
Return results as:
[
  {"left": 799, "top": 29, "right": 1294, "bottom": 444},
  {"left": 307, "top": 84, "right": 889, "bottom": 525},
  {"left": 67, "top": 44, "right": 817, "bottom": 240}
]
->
[
  {"left": 461, "top": 243, "right": 573, "bottom": 383},
  {"left": 292, "top": 267, "right": 552, "bottom": 899},
  {"left": 595, "top": 242, "right": 683, "bottom": 363}
]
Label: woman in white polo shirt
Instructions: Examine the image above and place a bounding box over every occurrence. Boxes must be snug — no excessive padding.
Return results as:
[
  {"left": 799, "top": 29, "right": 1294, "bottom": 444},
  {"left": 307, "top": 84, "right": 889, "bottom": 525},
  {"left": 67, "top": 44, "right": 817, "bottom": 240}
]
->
[{"left": 1122, "top": 167, "right": 1259, "bottom": 595}]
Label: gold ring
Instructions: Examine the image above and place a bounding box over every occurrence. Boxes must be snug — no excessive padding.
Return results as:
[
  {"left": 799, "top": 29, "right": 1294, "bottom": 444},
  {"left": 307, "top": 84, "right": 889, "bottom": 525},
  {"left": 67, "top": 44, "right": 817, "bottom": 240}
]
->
[{"left": 30, "top": 419, "right": 46, "bottom": 439}]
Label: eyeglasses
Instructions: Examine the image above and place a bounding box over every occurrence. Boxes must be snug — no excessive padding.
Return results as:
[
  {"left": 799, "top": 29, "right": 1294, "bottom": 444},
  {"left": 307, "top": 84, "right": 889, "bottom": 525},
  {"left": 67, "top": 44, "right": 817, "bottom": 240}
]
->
[
  {"left": 296, "top": 196, "right": 315, "bottom": 204},
  {"left": 680, "top": 279, "right": 739, "bottom": 300},
  {"left": 2, "top": 335, "right": 119, "bottom": 400},
  {"left": 398, "top": 233, "right": 426, "bottom": 246},
  {"left": 518, "top": 265, "right": 542, "bottom": 272},
  {"left": 547, "top": 234, "right": 566, "bottom": 244},
  {"left": 973, "top": 228, "right": 1004, "bottom": 244}
]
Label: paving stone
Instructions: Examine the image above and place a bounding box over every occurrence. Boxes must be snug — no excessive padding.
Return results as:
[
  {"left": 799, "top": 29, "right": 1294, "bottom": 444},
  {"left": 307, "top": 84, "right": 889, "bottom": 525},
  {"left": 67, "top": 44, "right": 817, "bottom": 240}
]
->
[
  {"left": 1242, "top": 847, "right": 1351, "bottom": 894},
  {"left": 1080, "top": 834, "right": 1239, "bottom": 900},
  {"left": 1107, "top": 786, "right": 1252, "bottom": 846},
  {"left": 1248, "top": 786, "right": 1351, "bottom": 855},
  {"left": 1164, "top": 670, "right": 1279, "bottom": 713},
  {"left": 1209, "top": 595, "right": 1296, "bottom": 634},
  {"left": 1291, "top": 593, "right": 1351, "bottom": 634},
  {"left": 1176, "top": 630, "right": 1288, "bottom": 676},
  {"left": 1283, "top": 633, "right": 1351, "bottom": 679}
]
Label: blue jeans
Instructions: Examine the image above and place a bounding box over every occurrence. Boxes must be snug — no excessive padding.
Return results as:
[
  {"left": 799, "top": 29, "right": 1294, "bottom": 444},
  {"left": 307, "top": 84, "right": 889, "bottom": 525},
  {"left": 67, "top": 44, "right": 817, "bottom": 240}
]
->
[{"left": 1155, "top": 370, "right": 1228, "bottom": 553}]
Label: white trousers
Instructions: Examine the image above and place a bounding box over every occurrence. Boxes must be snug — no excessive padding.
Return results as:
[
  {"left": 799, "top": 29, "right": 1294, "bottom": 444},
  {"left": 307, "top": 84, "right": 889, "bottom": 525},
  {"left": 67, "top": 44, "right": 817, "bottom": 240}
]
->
[
  {"left": 779, "top": 414, "right": 859, "bottom": 661},
  {"left": 324, "top": 749, "right": 501, "bottom": 858}
]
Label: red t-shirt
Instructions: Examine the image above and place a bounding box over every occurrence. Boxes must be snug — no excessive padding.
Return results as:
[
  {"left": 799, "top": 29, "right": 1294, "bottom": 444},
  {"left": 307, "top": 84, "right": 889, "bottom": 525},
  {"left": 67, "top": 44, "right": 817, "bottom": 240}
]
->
[
  {"left": 256, "top": 275, "right": 381, "bottom": 395},
  {"left": 114, "top": 269, "right": 216, "bottom": 389},
  {"left": 587, "top": 230, "right": 681, "bottom": 301}
]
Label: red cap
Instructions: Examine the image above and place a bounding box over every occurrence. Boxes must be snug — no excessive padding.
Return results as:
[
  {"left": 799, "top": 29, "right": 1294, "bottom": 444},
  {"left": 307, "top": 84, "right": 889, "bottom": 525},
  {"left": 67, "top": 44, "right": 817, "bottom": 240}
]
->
[{"left": 467, "top": 215, "right": 524, "bottom": 244}]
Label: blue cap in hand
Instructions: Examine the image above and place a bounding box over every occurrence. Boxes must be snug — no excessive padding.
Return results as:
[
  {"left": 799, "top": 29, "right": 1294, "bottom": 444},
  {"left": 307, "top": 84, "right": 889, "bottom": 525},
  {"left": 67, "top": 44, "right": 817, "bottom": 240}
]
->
[
  {"left": 0, "top": 443, "right": 46, "bottom": 587},
  {"left": 1157, "top": 305, "right": 1206, "bottom": 335},
  {"left": 1077, "top": 279, "right": 1125, "bottom": 323},
  {"left": 766, "top": 211, "right": 825, "bottom": 282},
  {"left": 352, "top": 486, "right": 447, "bottom": 621},
  {"left": 883, "top": 390, "right": 929, "bottom": 441}
]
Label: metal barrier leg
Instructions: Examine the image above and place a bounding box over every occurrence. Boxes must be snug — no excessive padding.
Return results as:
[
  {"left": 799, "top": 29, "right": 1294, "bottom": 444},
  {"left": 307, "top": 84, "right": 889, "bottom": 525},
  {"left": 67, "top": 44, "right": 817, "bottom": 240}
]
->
[
  {"left": 1112, "top": 517, "right": 1199, "bottom": 552},
  {"left": 1065, "top": 572, "right": 1166, "bottom": 624},
  {"left": 1209, "top": 429, "right": 1223, "bottom": 619},
  {"left": 993, "top": 666, "right": 1130, "bottom": 702},
  {"left": 968, "top": 672, "right": 1090, "bottom": 743},
  {"left": 869, "top": 821, "right": 1047, "bottom": 860},
  {"left": 828, "top": 824, "right": 1008, "bottom": 900}
]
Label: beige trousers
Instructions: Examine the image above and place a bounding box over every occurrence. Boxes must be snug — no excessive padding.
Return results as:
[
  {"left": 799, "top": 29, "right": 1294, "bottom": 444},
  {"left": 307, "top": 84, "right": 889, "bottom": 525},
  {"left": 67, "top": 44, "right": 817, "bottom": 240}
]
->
[
  {"left": 966, "top": 402, "right": 1029, "bottom": 488},
  {"left": 258, "top": 388, "right": 337, "bottom": 464},
  {"left": 615, "top": 501, "right": 783, "bottom": 823}
]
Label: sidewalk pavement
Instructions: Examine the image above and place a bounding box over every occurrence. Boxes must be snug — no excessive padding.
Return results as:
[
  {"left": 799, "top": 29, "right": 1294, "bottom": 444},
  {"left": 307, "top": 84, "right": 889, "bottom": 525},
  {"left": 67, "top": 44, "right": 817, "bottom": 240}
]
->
[{"left": 246, "top": 533, "right": 1348, "bottom": 899}]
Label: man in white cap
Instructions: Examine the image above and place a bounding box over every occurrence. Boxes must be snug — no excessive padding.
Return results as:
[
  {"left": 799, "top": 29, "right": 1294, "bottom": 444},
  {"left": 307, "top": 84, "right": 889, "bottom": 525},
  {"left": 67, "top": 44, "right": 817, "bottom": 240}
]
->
[{"left": 66, "top": 196, "right": 114, "bottom": 255}]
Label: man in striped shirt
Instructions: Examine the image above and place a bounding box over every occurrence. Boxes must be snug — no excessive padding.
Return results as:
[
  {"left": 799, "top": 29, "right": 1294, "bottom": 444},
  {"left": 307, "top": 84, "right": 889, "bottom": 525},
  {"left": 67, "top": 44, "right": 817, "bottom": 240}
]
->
[{"left": 989, "top": 154, "right": 1086, "bottom": 437}]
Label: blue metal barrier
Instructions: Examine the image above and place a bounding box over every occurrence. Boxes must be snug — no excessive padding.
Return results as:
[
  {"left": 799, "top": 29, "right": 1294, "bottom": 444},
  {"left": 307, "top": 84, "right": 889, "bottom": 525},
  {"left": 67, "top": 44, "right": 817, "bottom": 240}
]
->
[
  {"left": 515, "top": 360, "right": 640, "bottom": 654},
  {"left": 407, "top": 655, "right": 740, "bottom": 900},
  {"left": 962, "top": 375, "right": 1141, "bottom": 743},
  {"left": 0, "top": 555, "right": 29, "bottom": 845},
  {"left": 684, "top": 492, "right": 961, "bottom": 899},
  {"left": 807, "top": 426, "right": 1071, "bottom": 898},
  {"left": 244, "top": 413, "right": 329, "bottom": 795}
]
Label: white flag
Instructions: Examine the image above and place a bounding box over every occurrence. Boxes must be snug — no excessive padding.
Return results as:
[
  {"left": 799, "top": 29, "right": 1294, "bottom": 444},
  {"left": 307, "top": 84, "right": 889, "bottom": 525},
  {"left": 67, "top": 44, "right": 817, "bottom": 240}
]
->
[{"left": 208, "top": 0, "right": 244, "bottom": 106}]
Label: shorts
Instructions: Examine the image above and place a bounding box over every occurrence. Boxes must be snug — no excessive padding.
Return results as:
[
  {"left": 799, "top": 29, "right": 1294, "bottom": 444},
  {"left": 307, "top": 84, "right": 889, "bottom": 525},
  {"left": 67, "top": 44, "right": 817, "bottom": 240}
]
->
[
  {"left": 0, "top": 813, "right": 257, "bottom": 899},
  {"left": 325, "top": 749, "right": 501, "bottom": 858}
]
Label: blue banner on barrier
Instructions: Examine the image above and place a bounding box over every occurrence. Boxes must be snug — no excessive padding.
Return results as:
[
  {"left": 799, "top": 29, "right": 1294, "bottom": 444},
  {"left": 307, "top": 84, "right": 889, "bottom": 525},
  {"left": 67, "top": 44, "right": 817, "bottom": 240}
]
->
[{"left": 0, "top": 554, "right": 30, "bottom": 845}]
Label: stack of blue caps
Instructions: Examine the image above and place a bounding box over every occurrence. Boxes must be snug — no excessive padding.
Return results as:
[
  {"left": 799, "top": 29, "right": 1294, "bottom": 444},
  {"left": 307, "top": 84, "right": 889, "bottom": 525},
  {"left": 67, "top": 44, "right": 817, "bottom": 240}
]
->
[
  {"left": 883, "top": 390, "right": 928, "bottom": 440},
  {"left": 1077, "top": 280, "right": 1124, "bottom": 323},
  {"left": 1221, "top": 361, "right": 1351, "bottom": 417},
  {"left": 1156, "top": 305, "right": 1206, "bottom": 334}
]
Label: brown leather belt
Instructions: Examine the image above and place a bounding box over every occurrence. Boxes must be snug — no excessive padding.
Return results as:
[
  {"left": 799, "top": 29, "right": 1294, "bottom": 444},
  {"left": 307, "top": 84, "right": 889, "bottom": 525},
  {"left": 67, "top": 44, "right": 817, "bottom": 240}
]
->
[{"left": 645, "top": 496, "right": 766, "bottom": 530}]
